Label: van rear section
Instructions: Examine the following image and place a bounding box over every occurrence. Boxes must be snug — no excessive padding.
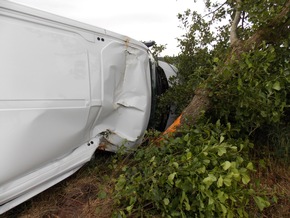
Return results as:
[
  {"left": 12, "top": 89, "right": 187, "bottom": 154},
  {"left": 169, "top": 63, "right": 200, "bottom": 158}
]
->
[{"left": 0, "top": 1, "right": 153, "bottom": 213}]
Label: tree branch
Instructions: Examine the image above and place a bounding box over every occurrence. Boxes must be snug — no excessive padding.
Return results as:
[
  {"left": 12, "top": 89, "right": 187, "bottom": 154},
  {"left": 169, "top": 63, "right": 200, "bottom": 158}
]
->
[
  {"left": 202, "top": 2, "right": 227, "bottom": 19},
  {"left": 230, "top": 0, "right": 242, "bottom": 46}
]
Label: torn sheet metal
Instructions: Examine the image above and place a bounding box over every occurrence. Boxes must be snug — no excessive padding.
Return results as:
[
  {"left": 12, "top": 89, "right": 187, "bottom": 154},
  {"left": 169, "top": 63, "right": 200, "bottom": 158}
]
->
[{"left": 91, "top": 42, "right": 151, "bottom": 151}]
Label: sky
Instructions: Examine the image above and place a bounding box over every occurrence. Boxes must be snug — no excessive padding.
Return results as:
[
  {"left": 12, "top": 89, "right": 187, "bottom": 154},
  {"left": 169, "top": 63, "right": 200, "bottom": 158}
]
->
[{"left": 8, "top": 0, "right": 205, "bottom": 56}]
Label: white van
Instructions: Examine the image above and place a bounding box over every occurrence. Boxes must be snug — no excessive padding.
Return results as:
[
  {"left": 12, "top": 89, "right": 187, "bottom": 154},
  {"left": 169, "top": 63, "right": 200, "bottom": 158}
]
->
[{"left": 0, "top": 1, "right": 175, "bottom": 214}]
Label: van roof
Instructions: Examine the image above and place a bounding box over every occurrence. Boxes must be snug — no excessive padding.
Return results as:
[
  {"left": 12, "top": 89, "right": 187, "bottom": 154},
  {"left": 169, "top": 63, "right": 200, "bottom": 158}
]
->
[{"left": 1, "top": 0, "right": 147, "bottom": 49}]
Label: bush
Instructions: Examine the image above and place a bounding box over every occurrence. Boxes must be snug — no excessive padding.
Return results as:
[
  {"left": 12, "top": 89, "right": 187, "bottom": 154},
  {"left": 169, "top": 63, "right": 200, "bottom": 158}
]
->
[{"left": 113, "top": 121, "right": 268, "bottom": 217}]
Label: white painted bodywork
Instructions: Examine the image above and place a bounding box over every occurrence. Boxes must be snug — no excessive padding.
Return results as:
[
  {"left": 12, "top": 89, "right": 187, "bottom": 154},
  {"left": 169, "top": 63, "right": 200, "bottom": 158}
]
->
[
  {"left": 158, "top": 61, "right": 178, "bottom": 129},
  {"left": 0, "top": 1, "right": 152, "bottom": 214},
  {"left": 158, "top": 60, "right": 178, "bottom": 82}
]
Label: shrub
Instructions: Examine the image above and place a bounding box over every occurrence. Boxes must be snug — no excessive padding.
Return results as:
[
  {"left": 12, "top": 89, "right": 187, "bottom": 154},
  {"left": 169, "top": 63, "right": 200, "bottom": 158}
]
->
[{"left": 113, "top": 121, "right": 268, "bottom": 217}]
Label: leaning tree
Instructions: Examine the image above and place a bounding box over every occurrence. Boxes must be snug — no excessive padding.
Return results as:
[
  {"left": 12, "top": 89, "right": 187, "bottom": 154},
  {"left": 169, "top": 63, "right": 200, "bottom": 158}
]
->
[{"left": 165, "top": 0, "right": 290, "bottom": 134}]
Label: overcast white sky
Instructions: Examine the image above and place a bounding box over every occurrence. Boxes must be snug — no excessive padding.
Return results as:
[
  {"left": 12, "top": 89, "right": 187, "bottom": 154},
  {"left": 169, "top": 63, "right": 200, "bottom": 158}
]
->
[{"left": 8, "top": 0, "right": 205, "bottom": 56}]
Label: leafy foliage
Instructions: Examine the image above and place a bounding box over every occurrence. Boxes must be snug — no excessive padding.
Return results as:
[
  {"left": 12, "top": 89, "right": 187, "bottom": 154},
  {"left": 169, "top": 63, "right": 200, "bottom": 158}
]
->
[
  {"left": 160, "top": 0, "right": 290, "bottom": 149},
  {"left": 113, "top": 121, "right": 266, "bottom": 217},
  {"left": 112, "top": 0, "right": 289, "bottom": 216},
  {"left": 208, "top": 42, "right": 290, "bottom": 134}
]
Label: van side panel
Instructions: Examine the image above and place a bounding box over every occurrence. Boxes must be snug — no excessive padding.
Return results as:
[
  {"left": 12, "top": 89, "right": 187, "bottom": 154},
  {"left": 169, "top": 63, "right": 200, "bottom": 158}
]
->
[
  {"left": 0, "top": 16, "right": 90, "bottom": 100},
  {"left": 0, "top": 14, "right": 92, "bottom": 184}
]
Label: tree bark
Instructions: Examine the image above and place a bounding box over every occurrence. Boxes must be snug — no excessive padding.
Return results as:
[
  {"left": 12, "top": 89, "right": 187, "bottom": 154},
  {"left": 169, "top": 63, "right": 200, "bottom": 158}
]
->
[{"left": 180, "top": 88, "right": 211, "bottom": 125}]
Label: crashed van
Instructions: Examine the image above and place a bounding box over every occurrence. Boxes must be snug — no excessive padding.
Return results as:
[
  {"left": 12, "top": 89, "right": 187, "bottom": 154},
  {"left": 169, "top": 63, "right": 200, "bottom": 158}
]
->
[{"left": 0, "top": 1, "right": 177, "bottom": 214}]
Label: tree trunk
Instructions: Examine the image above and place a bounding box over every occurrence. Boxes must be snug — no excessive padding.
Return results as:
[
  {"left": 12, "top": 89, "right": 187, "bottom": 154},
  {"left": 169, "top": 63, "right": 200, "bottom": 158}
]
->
[{"left": 180, "top": 88, "right": 210, "bottom": 125}]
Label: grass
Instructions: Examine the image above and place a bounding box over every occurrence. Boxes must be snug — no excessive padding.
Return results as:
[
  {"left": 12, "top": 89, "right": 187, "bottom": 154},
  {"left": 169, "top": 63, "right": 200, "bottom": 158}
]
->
[
  {"left": 249, "top": 158, "right": 290, "bottom": 218},
  {"left": 1, "top": 148, "right": 289, "bottom": 218},
  {"left": 1, "top": 151, "right": 117, "bottom": 218}
]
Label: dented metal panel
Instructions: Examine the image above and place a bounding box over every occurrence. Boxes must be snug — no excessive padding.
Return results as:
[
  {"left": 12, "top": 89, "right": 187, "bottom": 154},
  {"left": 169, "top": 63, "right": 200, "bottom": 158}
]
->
[
  {"left": 92, "top": 43, "right": 151, "bottom": 151},
  {"left": 0, "top": 1, "right": 151, "bottom": 214}
]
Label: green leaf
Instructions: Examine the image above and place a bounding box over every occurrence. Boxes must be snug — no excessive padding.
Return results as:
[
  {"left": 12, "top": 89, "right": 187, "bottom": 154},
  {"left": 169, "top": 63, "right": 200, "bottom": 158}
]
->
[
  {"left": 149, "top": 156, "right": 155, "bottom": 163},
  {"left": 227, "top": 209, "right": 234, "bottom": 218},
  {"left": 246, "top": 162, "right": 254, "bottom": 171},
  {"left": 222, "top": 161, "right": 231, "bottom": 170},
  {"left": 197, "top": 166, "right": 206, "bottom": 174},
  {"left": 203, "top": 174, "right": 217, "bottom": 187},
  {"left": 220, "top": 135, "right": 225, "bottom": 143},
  {"left": 184, "top": 201, "right": 191, "bottom": 211},
  {"left": 253, "top": 196, "right": 270, "bottom": 211},
  {"left": 175, "top": 179, "right": 182, "bottom": 188},
  {"left": 273, "top": 81, "right": 281, "bottom": 91},
  {"left": 115, "top": 174, "right": 126, "bottom": 191},
  {"left": 213, "top": 57, "right": 219, "bottom": 63},
  {"left": 171, "top": 211, "right": 181, "bottom": 217},
  {"left": 217, "top": 190, "right": 227, "bottom": 203},
  {"left": 272, "top": 195, "right": 278, "bottom": 203},
  {"left": 236, "top": 156, "right": 244, "bottom": 164},
  {"left": 168, "top": 172, "right": 176, "bottom": 185},
  {"left": 203, "top": 159, "right": 210, "bottom": 165},
  {"left": 208, "top": 197, "right": 214, "bottom": 205},
  {"left": 184, "top": 133, "right": 189, "bottom": 142},
  {"left": 237, "top": 208, "right": 244, "bottom": 217},
  {"left": 242, "top": 174, "right": 251, "bottom": 184},
  {"left": 260, "top": 111, "right": 267, "bottom": 118},
  {"left": 126, "top": 204, "right": 134, "bottom": 213},
  {"left": 220, "top": 203, "right": 227, "bottom": 214},
  {"left": 232, "top": 170, "right": 241, "bottom": 181},
  {"left": 172, "top": 162, "right": 179, "bottom": 169},
  {"left": 163, "top": 198, "right": 170, "bottom": 205},
  {"left": 186, "top": 151, "right": 192, "bottom": 160},
  {"left": 217, "top": 176, "right": 223, "bottom": 188},
  {"left": 227, "top": 123, "right": 231, "bottom": 131},
  {"left": 245, "top": 57, "right": 252, "bottom": 68},
  {"left": 223, "top": 177, "right": 232, "bottom": 187},
  {"left": 218, "top": 147, "right": 227, "bottom": 156},
  {"left": 129, "top": 196, "right": 136, "bottom": 205}
]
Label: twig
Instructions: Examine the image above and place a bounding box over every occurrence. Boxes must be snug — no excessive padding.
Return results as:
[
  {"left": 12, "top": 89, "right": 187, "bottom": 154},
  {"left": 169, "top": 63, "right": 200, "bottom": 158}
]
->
[{"left": 203, "top": 2, "right": 227, "bottom": 18}]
